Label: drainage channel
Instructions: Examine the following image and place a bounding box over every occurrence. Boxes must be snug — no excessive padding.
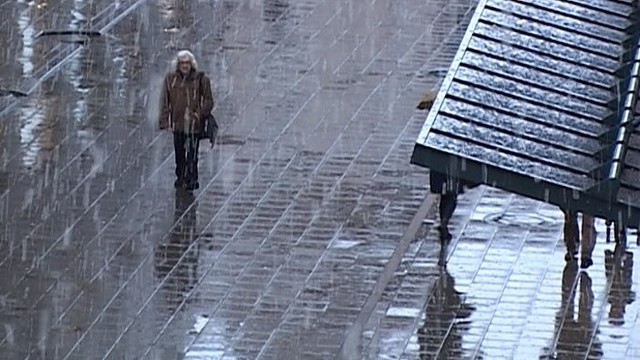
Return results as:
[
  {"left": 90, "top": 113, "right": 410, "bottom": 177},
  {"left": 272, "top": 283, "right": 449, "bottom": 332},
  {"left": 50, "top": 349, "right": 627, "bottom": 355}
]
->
[{"left": 0, "top": 0, "right": 148, "bottom": 117}]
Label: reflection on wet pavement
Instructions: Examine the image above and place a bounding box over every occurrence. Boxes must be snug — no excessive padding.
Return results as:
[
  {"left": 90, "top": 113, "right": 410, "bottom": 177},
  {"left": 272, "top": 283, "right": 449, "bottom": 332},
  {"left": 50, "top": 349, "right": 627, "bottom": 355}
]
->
[
  {"left": 604, "top": 245, "right": 635, "bottom": 329},
  {"left": 542, "top": 263, "right": 601, "bottom": 360},
  {"left": 377, "top": 188, "right": 640, "bottom": 360},
  {"left": 415, "top": 245, "right": 479, "bottom": 359},
  {"left": 155, "top": 191, "right": 199, "bottom": 314}
]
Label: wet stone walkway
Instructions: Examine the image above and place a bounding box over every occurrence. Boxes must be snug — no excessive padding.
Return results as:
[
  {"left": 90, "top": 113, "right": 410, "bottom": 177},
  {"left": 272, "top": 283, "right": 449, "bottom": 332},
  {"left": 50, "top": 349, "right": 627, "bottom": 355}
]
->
[
  {"left": 0, "top": 0, "right": 638, "bottom": 359},
  {"left": 368, "top": 186, "right": 640, "bottom": 360}
]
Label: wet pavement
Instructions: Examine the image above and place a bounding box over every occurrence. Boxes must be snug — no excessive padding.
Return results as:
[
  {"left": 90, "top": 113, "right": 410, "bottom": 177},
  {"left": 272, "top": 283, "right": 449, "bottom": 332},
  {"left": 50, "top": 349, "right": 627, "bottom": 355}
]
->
[
  {"left": 0, "top": 0, "right": 638, "bottom": 359},
  {"left": 367, "top": 187, "right": 640, "bottom": 360}
]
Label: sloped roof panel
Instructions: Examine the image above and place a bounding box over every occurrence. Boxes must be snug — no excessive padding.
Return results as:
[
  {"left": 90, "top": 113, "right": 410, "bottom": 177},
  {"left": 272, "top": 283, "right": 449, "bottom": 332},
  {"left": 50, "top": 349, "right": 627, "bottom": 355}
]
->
[{"left": 412, "top": 0, "right": 640, "bottom": 224}]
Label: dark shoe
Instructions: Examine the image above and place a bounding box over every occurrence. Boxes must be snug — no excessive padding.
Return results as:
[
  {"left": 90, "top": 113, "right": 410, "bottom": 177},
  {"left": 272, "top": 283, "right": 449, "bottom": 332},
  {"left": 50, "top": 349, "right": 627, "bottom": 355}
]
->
[
  {"left": 565, "top": 250, "right": 578, "bottom": 262},
  {"left": 580, "top": 257, "right": 593, "bottom": 269},
  {"left": 437, "top": 225, "right": 452, "bottom": 242},
  {"left": 184, "top": 182, "right": 199, "bottom": 191}
]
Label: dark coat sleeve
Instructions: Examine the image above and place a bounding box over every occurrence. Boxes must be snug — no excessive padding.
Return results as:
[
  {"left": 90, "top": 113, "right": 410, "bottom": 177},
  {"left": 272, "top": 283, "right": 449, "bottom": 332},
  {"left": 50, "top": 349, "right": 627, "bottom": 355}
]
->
[{"left": 159, "top": 74, "right": 172, "bottom": 129}]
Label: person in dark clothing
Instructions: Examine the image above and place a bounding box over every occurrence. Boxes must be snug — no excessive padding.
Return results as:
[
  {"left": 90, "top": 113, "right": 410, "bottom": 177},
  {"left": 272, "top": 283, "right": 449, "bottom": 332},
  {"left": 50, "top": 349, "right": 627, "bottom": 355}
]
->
[
  {"left": 417, "top": 91, "right": 479, "bottom": 240},
  {"left": 429, "top": 170, "right": 478, "bottom": 241},
  {"left": 562, "top": 209, "right": 596, "bottom": 269},
  {"left": 159, "top": 50, "right": 214, "bottom": 191}
]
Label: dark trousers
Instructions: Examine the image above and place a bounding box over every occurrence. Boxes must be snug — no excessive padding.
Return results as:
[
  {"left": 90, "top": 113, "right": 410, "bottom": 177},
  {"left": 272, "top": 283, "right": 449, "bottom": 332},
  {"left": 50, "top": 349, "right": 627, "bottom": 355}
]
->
[
  {"left": 430, "top": 171, "right": 460, "bottom": 225},
  {"left": 439, "top": 192, "right": 458, "bottom": 225},
  {"left": 173, "top": 131, "right": 200, "bottom": 185}
]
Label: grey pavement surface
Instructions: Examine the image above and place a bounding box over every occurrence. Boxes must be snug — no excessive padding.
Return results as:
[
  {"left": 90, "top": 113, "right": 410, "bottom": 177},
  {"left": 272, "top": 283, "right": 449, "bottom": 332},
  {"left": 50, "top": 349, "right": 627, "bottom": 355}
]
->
[
  {"left": 0, "top": 0, "right": 638, "bottom": 359},
  {"left": 370, "top": 188, "right": 640, "bottom": 360}
]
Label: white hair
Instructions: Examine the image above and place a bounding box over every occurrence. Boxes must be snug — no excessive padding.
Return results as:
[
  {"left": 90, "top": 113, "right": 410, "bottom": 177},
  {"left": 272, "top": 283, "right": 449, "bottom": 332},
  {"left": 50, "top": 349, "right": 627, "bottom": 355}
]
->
[{"left": 170, "top": 49, "right": 198, "bottom": 71}]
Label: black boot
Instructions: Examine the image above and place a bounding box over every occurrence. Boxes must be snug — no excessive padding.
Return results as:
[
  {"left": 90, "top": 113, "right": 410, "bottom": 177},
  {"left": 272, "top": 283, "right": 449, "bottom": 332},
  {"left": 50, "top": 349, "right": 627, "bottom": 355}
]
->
[
  {"left": 184, "top": 181, "right": 199, "bottom": 191},
  {"left": 580, "top": 257, "right": 593, "bottom": 269}
]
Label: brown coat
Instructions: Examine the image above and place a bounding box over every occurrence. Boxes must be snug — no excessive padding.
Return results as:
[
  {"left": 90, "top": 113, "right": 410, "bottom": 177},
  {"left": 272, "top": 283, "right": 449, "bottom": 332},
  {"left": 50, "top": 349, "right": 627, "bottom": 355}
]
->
[{"left": 159, "top": 70, "right": 214, "bottom": 134}]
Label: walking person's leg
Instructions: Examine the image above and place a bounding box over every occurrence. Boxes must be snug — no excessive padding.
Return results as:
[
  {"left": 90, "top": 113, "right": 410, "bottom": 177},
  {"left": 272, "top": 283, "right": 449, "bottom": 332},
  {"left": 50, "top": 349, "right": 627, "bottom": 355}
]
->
[
  {"left": 614, "top": 220, "right": 626, "bottom": 245},
  {"left": 185, "top": 134, "right": 201, "bottom": 190},
  {"left": 174, "top": 131, "right": 187, "bottom": 188},
  {"left": 430, "top": 170, "right": 458, "bottom": 241},
  {"left": 606, "top": 219, "right": 613, "bottom": 243},
  {"left": 563, "top": 209, "right": 579, "bottom": 261},
  {"left": 580, "top": 214, "right": 595, "bottom": 269},
  {"left": 439, "top": 192, "right": 457, "bottom": 229},
  {"left": 437, "top": 191, "right": 458, "bottom": 242}
]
